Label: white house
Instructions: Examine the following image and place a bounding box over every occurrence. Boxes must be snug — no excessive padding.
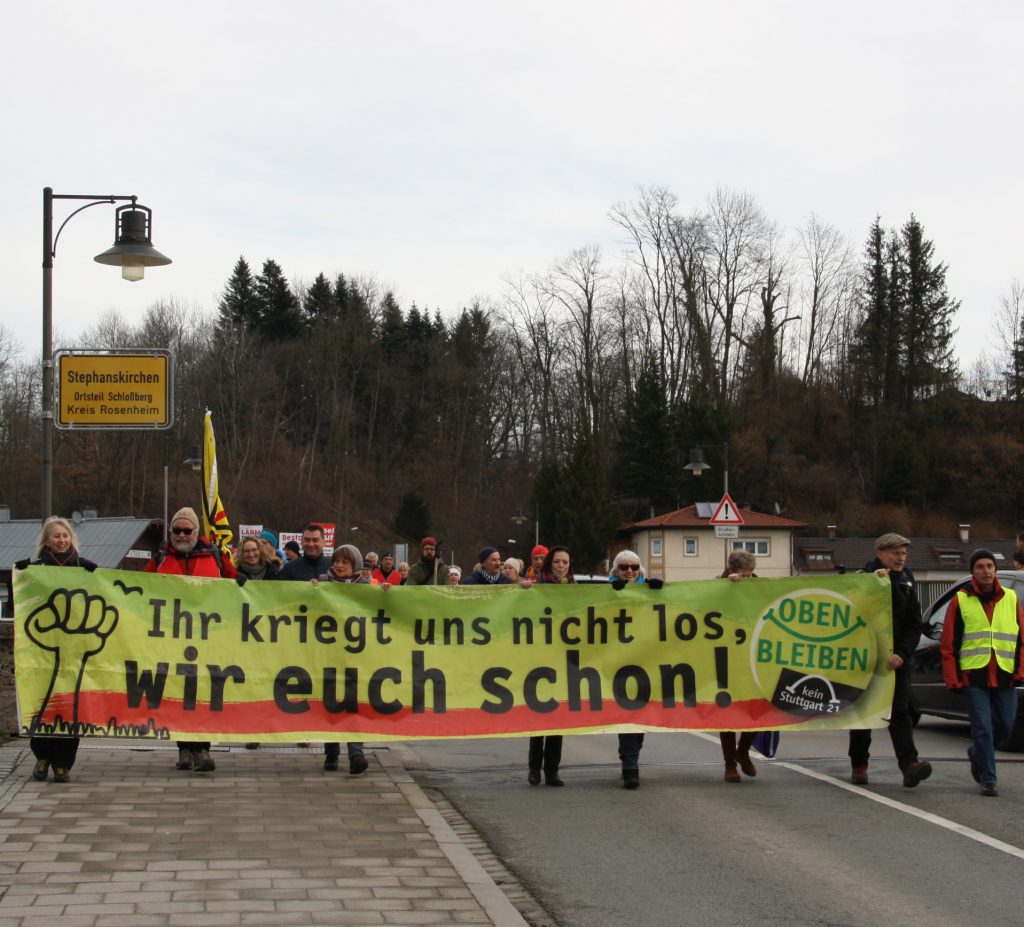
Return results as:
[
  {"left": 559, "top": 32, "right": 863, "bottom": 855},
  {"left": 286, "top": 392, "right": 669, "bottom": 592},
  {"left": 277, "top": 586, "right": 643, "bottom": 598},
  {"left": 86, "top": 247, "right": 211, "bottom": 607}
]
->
[{"left": 615, "top": 503, "right": 808, "bottom": 580}]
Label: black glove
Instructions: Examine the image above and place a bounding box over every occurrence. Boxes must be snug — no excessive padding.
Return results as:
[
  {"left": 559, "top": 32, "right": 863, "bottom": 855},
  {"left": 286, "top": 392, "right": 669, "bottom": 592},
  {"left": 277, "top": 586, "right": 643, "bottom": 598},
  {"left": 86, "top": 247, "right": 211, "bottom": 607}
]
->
[
  {"left": 13, "top": 558, "right": 30, "bottom": 571},
  {"left": 611, "top": 578, "right": 626, "bottom": 590},
  {"left": 82, "top": 561, "right": 97, "bottom": 572},
  {"left": 648, "top": 578, "right": 664, "bottom": 590},
  {"left": 235, "top": 575, "right": 248, "bottom": 587}
]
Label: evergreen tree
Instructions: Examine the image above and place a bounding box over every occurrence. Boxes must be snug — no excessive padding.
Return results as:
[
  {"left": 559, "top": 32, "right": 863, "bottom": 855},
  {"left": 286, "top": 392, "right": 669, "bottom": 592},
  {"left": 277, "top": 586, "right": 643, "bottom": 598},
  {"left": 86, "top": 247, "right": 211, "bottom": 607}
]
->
[
  {"left": 612, "top": 361, "right": 677, "bottom": 517},
  {"left": 532, "top": 423, "right": 614, "bottom": 572},
  {"left": 849, "top": 219, "right": 895, "bottom": 407},
  {"left": 302, "top": 272, "right": 338, "bottom": 326},
  {"left": 898, "top": 215, "right": 959, "bottom": 402},
  {"left": 394, "top": 490, "right": 430, "bottom": 542},
  {"left": 333, "top": 274, "right": 351, "bottom": 324},
  {"left": 253, "top": 259, "right": 303, "bottom": 341},
  {"left": 378, "top": 292, "right": 405, "bottom": 360},
  {"left": 562, "top": 424, "right": 615, "bottom": 571},
  {"left": 217, "top": 257, "right": 260, "bottom": 332},
  {"left": 851, "top": 216, "right": 959, "bottom": 409}
]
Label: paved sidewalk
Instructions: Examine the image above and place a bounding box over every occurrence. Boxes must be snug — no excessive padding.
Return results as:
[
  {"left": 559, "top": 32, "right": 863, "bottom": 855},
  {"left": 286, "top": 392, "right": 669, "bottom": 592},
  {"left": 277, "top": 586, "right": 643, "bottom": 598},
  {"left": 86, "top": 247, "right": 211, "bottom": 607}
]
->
[{"left": 0, "top": 741, "right": 528, "bottom": 927}]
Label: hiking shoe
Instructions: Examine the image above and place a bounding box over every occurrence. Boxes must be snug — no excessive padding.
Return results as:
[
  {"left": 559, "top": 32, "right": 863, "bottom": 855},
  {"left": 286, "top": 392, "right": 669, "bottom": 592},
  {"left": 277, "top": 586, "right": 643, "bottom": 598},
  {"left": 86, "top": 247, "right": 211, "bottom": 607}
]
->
[
  {"left": 981, "top": 782, "right": 998, "bottom": 797},
  {"left": 349, "top": 756, "right": 369, "bottom": 775},
  {"left": 902, "top": 760, "right": 932, "bottom": 788},
  {"left": 193, "top": 749, "right": 216, "bottom": 772},
  {"left": 52, "top": 767, "right": 70, "bottom": 783},
  {"left": 851, "top": 765, "right": 869, "bottom": 785},
  {"left": 968, "top": 748, "right": 981, "bottom": 784},
  {"left": 175, "top": 748, "right": 194, "bottom": 770},
  {"left": 32, "top": 759, "right": 49, "bottom": 781}
]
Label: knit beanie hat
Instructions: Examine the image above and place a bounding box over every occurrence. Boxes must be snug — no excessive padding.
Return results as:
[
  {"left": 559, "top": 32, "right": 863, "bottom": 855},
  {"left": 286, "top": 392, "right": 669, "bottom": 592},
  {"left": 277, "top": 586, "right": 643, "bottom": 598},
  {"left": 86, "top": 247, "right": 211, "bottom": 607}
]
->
[
  {"left": 478, "top": 546, "right": 498, "bottom": 565},
  {"left": 531, "top": 544, "right": 549, "bottom": 558},
  {"left": 969, "top": 549, "right": 997, "bottom": 571},
  {"left": 172, "top": 507, "right": 200, "bottom": 531}
]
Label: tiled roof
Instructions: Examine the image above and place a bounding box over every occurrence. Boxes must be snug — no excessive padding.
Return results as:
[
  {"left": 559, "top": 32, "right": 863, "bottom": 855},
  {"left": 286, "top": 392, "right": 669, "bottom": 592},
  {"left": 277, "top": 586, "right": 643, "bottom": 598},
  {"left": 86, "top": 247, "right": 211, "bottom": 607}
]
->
[
  {"left": 623, "top": 504, "right": 808, "bottom": 531},
  {"left": 795, "top": 536, "right": 1018, "bottom": 574}
]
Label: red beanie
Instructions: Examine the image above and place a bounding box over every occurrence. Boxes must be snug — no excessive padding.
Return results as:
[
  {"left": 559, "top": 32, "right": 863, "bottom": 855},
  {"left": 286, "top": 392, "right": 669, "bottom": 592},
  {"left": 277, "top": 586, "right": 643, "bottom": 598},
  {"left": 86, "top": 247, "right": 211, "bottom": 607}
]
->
[
  {"left": 531, "top": 544, "right": 549, "bottom": 558},
  {"left": 421, "top": 536, "right": 437, "bottom": 548}
]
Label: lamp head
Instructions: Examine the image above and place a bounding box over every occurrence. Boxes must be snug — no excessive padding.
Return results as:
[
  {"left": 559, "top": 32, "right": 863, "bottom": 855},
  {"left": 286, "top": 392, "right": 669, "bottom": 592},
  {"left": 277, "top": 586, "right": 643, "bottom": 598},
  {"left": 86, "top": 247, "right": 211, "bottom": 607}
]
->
[
  {"left": 94, "top": 203, "right": 171, "bottom": 282},
  {"left": 684, "top": 446, "right": 710, "bottom": 477}
]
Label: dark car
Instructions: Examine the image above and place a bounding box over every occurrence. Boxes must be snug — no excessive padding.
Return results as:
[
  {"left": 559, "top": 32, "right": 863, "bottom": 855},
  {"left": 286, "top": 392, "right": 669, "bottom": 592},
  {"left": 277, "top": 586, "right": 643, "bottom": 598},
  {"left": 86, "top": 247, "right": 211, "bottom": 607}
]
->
[{"left": 911, "top": 570, "right": 1024, "bottom": 751}]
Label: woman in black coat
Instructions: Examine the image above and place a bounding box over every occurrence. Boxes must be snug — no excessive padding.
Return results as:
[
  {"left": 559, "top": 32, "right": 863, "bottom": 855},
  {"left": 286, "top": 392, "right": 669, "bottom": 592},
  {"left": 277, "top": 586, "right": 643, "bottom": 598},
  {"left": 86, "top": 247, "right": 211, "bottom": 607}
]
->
[
  {"left": 527, "top": 546, "right": 574, "bottom": 786},
  {"left": 21, "top": 516, "right": 97, "bottom": 783}
]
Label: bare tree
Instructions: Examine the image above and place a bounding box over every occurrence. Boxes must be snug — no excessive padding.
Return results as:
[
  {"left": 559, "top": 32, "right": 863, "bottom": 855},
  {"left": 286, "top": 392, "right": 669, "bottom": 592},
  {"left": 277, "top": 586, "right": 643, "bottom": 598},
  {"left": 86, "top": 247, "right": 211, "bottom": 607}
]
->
[
  {"left": 995, "top": 277, "right": 1024, "bottom": 400},
  {"left": 703, "top": 189, "right": 770, "bottom": 402},
  {"left": 794, "top": 215, "right": 856, "bottom": 388}
]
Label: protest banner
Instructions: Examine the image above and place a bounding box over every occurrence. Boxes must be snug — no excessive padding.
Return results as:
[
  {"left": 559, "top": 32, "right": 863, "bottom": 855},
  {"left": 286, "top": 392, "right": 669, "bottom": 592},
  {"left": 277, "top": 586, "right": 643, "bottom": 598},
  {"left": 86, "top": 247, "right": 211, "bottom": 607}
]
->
[{"left": 13, "top": 567, "right": 893, "bottom": 742}]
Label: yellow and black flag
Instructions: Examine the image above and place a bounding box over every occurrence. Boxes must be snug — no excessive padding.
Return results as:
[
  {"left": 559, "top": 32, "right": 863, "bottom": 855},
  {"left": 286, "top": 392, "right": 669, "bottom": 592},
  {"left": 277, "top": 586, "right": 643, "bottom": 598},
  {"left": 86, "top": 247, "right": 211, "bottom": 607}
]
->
[{"left": 202, "top": 410, "right": 233, "bottom": 554}]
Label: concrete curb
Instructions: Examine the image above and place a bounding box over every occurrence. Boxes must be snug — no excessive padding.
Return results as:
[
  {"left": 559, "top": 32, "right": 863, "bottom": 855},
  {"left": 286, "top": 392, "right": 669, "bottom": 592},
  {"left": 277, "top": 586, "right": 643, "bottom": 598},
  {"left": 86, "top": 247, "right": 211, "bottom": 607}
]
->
[{"left": 381, "top": 745, "right": 530, "bottom": 927}]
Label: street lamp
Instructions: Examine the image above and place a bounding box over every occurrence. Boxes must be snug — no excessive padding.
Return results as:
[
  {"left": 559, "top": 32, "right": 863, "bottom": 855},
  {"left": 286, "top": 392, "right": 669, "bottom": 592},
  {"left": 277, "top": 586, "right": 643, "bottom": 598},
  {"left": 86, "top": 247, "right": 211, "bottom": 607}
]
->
[
  {"left": 42, "top": 187, "right": 172, "bottom": 520},
  {"left": 684, "top": 443, "right": 729, "bottom": 495}
]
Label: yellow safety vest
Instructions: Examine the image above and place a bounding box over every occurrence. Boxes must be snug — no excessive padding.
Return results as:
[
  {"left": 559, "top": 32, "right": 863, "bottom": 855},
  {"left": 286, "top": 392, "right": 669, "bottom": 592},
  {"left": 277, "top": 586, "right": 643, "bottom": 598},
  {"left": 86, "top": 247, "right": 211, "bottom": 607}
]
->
[{"left": 956, "top": 588, "right": 1020, "bottom": 674}]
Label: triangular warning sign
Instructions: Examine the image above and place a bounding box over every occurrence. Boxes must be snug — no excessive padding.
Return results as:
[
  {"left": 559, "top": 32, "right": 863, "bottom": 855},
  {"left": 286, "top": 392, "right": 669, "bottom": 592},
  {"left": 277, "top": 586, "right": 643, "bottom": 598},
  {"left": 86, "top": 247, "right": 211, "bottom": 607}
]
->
[{"left": 709, "top": 493, "right": 744, "bottom": 525}]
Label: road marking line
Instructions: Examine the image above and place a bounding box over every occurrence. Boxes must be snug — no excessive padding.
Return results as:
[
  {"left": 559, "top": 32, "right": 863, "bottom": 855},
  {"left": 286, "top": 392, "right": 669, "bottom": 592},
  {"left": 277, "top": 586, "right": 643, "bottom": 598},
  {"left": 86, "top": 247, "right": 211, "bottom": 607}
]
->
[
  {"left": 779, "top": 760, "right": 1024, "bottom": 861},
  {"left": 686, "top": 731, "right": 1024, "bottom": 861}
]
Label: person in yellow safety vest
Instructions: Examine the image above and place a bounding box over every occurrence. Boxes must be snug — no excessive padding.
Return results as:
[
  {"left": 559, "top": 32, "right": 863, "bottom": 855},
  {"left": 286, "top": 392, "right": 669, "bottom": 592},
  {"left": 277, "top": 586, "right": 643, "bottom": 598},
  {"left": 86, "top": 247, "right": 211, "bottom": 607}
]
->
[{"left": 941, "top": 548, "right": 1024, "bottom": 797}]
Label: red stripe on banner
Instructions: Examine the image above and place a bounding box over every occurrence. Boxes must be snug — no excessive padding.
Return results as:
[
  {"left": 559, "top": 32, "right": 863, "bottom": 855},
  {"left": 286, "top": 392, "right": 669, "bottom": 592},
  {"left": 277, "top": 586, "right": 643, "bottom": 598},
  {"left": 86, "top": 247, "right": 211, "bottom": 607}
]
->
[{"left": 34, "top": 689, "right": 808, "bottom": 738}]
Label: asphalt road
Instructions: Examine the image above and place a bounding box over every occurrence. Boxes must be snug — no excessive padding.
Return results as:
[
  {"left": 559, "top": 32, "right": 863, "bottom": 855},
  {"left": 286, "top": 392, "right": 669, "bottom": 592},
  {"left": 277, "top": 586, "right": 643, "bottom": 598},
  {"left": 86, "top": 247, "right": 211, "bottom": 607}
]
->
[{"left": 400, "top": 719, "right": 1024, "bottom": 927}]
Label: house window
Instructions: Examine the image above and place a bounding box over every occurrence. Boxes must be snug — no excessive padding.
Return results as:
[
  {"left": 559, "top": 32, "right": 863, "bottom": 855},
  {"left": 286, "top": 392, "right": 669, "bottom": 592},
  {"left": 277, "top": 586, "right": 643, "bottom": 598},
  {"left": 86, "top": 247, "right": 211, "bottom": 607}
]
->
[
  {"left": 802, "top": 548, "right": 835, "bottom": 572},
  {"left": 651, "top": 538, "right": 663, "bottom": 558},
  {"left": 684, "top": 538, "right": 698, "bottom": 557},
  {"left": 732, "top": 539, "right": 770, "bottom": 556}
]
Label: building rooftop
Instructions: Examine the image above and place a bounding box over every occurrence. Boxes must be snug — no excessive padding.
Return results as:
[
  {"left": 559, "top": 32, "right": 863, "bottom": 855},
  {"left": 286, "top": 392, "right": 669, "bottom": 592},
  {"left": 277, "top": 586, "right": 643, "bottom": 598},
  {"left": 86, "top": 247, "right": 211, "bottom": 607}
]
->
[
  {"left": 795, "top": 536, "right": 1018, "bottom": 574},
  {"left": 623, "top": 503, "right": 808, "bottom": 532}
]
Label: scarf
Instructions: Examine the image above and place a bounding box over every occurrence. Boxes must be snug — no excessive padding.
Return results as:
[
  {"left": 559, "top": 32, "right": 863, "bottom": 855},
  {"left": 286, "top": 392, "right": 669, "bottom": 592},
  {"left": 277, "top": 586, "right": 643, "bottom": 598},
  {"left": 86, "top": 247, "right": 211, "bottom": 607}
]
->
[
  {"left": 237, "top": 560, "right": 269, "bottom": 580},
  {"left": 38, "top": 547, "right": 82, "bottom": 567}
]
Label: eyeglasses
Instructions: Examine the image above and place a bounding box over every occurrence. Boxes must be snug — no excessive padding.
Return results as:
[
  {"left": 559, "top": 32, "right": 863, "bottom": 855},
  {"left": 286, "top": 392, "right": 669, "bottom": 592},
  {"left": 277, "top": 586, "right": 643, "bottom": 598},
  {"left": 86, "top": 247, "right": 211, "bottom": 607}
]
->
[
  {"left": 618, "top": 564, "right": 641, "bottom": 571},
  {"left": 171, "top": 527, "right": 194, "bottom": 536}
]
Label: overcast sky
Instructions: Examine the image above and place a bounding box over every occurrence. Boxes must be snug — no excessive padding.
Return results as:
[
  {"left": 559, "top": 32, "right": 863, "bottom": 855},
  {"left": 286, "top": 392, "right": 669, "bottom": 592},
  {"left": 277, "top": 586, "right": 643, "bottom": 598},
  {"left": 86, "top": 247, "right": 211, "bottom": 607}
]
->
[{"left": 3, "top": 1, "right": 1020, "bottom": 371}]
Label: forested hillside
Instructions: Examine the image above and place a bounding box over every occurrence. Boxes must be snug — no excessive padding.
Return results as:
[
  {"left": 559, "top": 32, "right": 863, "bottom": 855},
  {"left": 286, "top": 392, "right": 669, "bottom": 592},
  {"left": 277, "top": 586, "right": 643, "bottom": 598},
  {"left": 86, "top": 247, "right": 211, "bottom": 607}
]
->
[{"left": 3, "top": 187, "right": 1022, "bottom": 568}]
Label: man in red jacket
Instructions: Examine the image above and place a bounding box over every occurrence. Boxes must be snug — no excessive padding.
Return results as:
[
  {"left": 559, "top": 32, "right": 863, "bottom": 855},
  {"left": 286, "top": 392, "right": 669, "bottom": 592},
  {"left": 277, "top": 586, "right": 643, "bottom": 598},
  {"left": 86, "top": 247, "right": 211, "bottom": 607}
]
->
[
  {"left": 941, "top": 549, "right": 1024, "bottom": 797},
  {"left": 147, "top": 506, "right": 237, "bottom": 773}
]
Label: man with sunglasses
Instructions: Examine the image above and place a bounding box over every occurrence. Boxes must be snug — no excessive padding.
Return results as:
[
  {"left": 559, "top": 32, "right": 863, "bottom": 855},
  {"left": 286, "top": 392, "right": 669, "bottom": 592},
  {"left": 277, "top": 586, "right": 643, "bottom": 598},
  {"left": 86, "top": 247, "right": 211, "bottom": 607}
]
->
[{"left": 147, "top": 506, "right": 237, "bottom": 772}]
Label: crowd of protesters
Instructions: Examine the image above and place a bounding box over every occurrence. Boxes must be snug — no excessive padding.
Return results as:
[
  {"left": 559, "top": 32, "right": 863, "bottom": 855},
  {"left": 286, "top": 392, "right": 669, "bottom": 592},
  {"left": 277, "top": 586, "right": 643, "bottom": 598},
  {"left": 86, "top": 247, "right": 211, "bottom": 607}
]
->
[{"left": 17, "top": 511, "right": 1024, "bottom": 799}]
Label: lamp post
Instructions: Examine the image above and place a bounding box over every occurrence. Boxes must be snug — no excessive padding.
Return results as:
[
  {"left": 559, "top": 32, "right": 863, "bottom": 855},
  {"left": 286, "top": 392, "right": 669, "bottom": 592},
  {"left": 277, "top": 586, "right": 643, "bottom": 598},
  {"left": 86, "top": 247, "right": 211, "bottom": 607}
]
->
[
  {"left": 512, "top": 506, "right": 540, "bottom": 547},
  {"left": 41, "top": 187, "right": 172, "bottom": 520},
  {"left": 685, "top": 442, "right": 733, "bottom": 572}
]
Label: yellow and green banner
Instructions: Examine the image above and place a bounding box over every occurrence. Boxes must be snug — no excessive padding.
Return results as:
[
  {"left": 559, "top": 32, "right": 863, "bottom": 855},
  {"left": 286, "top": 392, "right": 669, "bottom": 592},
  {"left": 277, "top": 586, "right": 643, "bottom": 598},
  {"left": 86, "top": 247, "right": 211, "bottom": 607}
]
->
[{"left": 13, "top": 567, "right": 894, "bottom": 742}]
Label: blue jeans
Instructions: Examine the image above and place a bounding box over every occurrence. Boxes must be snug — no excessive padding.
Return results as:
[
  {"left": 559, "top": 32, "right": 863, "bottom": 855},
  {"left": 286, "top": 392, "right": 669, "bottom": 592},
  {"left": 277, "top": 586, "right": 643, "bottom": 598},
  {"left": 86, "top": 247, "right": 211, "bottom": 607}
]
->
[
  {"left": 617, "top": 733, "right": 645, "bottom": 770},
  {"left": 964, "top": 687, "right": 1018, "bottom": 786},
  {"left": 325, "top": 742, "right": 364, "bottom": 759}
]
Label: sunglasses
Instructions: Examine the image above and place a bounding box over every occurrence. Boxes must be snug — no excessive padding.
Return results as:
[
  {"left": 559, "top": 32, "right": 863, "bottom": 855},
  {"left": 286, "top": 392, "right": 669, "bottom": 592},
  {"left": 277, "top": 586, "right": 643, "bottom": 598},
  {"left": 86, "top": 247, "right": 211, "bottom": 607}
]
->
[
  {"left": 171, "top": 527, "right": 194, "bottom": 536},
  {"left": 618, "top": 563, "right": 641, "bottom": 571}
]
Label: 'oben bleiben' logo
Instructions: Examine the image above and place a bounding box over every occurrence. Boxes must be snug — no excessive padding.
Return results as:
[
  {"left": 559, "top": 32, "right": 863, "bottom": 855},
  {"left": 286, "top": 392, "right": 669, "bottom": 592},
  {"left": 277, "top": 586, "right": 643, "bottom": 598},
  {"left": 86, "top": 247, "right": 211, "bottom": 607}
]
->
[{"left": 750, "top": 588, "right": 878, "bottom": 717}]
